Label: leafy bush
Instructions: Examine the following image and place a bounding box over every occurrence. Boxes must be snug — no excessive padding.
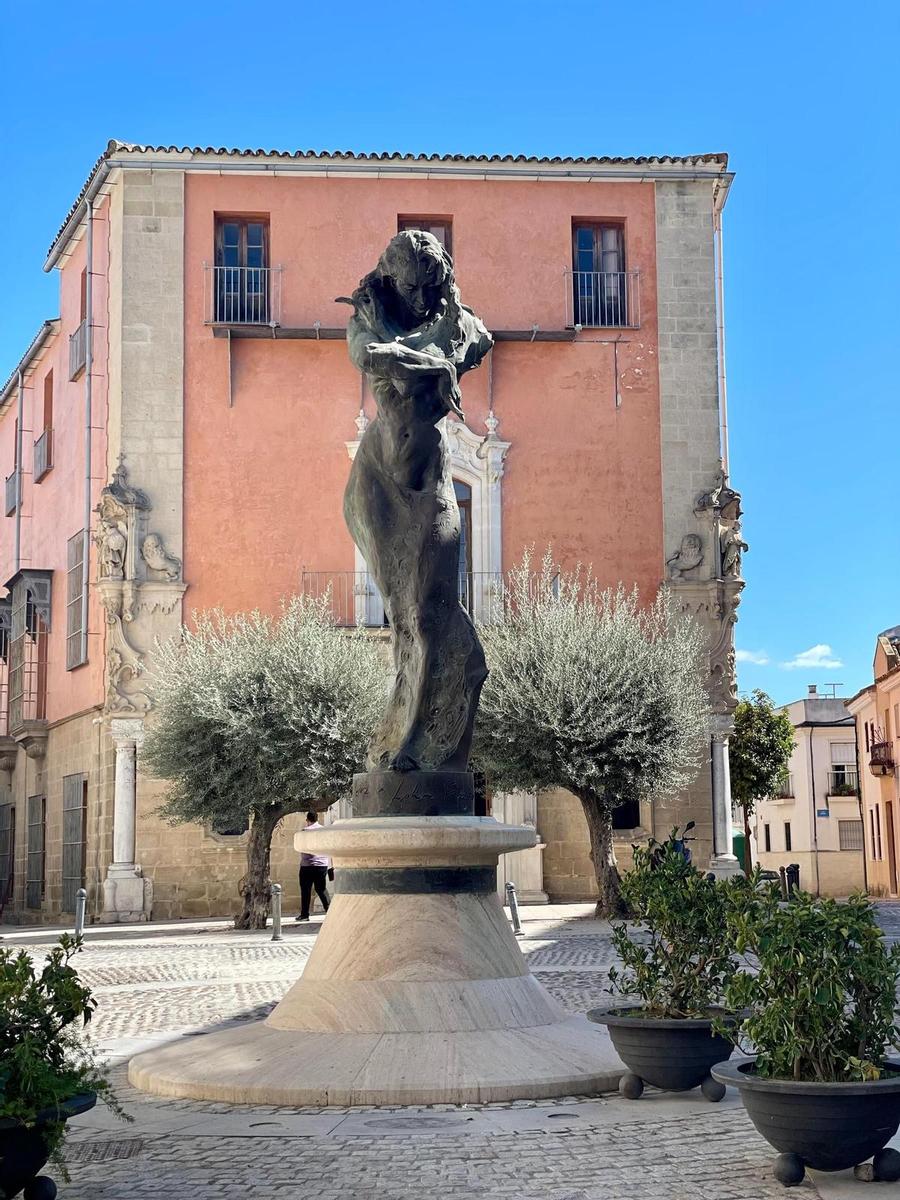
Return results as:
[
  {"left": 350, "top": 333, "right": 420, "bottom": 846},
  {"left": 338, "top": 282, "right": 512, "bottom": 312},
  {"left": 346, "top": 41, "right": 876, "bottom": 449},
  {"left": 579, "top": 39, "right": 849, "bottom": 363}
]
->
[
  {"left": 607, "top": 828, "right": 738, "bottom": 1018},
  {"left": 723, "top": 879, "right": 900, "bottom": 1081},
  {"left": 0, "top": 935, "right": 125, "bottom": 1169}
]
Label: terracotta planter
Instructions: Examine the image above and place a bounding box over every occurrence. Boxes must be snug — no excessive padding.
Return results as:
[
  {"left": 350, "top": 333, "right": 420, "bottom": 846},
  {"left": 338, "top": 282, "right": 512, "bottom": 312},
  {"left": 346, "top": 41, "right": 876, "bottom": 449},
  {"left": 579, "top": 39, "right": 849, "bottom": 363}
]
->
[
  {"left": 0, "top": 1092, "right": 95, "bottom": 1199},
  {"left": 587, "top": 1005, "right": 736, "bottom": 1100},
  {"left": 712, "top": 1057, "right": 900, "bottom": 1185}
]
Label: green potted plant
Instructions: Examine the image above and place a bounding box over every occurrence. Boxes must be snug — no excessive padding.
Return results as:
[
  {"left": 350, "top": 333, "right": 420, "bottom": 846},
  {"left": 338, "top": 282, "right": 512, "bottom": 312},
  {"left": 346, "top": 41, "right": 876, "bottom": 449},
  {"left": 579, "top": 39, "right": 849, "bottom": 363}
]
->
[
  {"left": 0, "top": 934, "right": 125, "bottom": 1199},
  {"left": 587, "top": 826, "right": 739, "bottom": 1101},
  {"left": 711, "top": 881, "right": 900, "bottom": 1186}
]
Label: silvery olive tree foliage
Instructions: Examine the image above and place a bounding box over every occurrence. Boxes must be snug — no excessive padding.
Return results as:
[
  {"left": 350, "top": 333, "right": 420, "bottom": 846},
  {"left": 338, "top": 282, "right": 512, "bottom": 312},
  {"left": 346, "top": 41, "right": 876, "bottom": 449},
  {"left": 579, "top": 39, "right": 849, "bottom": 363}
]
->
[
  {"left": 142, "top": 596, "right": 387, "bottom": 929},
  {"left": 474, "top": 552, "right": 709, "bottom": 916}
]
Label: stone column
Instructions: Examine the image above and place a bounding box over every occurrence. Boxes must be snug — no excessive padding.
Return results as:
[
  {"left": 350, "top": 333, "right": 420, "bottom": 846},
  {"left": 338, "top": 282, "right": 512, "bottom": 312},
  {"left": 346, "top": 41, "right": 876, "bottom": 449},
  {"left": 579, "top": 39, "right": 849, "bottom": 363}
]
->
[
  {"left": 101, "top": 718, "right": 152, "bottom": 922},
  {"left": 709, "top": 716, "right": 741, "bottom": 876}
]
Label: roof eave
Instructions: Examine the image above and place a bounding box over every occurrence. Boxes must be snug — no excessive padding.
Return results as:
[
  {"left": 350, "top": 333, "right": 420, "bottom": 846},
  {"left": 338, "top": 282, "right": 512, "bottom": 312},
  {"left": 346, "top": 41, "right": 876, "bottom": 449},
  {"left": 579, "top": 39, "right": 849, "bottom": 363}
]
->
[{"left": 0, "top": 320, "right": 60, "bottom": 407}]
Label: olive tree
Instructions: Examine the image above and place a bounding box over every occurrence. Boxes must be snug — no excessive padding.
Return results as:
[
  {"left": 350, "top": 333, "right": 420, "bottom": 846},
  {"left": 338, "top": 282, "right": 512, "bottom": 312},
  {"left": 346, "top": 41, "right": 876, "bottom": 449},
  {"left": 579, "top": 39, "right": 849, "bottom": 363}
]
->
[
  {"left": 142, "top": 596, "right": 387, "bottom": 929},
  {"left": 729, "top": 689, "right": 795, "bottom": 871},
  {"left": 474, "top": 554, "right": 709, "bottom": 916}
]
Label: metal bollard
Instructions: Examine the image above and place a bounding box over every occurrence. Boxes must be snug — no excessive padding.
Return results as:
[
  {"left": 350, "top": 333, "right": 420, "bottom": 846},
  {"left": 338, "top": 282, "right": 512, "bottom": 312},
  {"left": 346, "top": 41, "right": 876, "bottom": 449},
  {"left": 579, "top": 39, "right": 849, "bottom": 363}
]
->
[
  {"left": 505, "top": 880, "right": 523, "bottom": 937},
  {"left": 74, "top": 888, "right": 87, "bottom": 938},
  {"left": 270, "top": 883, "right": 283, "bottom": 942}
]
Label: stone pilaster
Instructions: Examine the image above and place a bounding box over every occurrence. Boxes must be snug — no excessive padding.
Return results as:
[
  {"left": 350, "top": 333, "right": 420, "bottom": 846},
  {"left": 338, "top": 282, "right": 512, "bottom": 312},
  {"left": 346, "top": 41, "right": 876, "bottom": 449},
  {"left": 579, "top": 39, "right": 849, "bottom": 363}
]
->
[{"left": 101, "top": 717, "right": 152, "bottom": 922}]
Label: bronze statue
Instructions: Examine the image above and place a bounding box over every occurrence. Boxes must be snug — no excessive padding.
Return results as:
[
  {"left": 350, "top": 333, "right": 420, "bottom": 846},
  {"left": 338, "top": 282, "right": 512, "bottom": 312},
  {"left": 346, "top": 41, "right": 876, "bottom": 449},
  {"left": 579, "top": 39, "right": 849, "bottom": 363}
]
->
[{"left": 339, "top": 231, "right": 493, "bottom": 772}]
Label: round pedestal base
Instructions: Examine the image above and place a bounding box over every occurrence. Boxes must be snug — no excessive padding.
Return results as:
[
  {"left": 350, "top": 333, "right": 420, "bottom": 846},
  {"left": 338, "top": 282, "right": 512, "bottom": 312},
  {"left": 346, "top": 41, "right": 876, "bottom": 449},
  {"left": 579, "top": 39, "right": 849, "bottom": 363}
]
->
[{"left": 127, "top": 1015, "right": 622, "bottom": 1106}]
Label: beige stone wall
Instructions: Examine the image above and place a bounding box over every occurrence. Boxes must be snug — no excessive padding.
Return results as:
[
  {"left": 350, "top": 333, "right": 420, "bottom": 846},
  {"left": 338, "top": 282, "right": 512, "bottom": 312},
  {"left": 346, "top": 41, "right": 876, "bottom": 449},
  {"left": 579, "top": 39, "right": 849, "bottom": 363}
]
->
[
  {"left": 1, "top": 710, "right": 108, "bottom": 924},
  {"left": 755, "top": 848, "right": 866, "bottom": 897},
  {"left": 537, "top": 789, "right": 598, "bottom": 902},
  {"left": 134, "top": 765, "right": 313, "bottom": 919}
]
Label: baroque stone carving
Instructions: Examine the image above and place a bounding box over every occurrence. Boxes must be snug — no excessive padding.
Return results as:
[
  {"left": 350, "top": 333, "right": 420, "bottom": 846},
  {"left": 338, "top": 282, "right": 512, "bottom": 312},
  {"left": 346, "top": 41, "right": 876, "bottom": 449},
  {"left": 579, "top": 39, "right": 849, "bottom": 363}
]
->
[
  {"left": 95, "top": 460, "right": 151, "bottom": 582},
  {"left": 339, "top": 230, "right": 493, "bottom": 770},
  {"left": 694, "top": 466, "right": 742, "bottom": 522},
  {"left": 666, "top": 533, "right": 704, "bottom": 579},
  {"left": 141, "top": 533, "right": 181, "bottom": 581},
  {"left": 720, "top": 519, "right": 748, "bottom": 579}
]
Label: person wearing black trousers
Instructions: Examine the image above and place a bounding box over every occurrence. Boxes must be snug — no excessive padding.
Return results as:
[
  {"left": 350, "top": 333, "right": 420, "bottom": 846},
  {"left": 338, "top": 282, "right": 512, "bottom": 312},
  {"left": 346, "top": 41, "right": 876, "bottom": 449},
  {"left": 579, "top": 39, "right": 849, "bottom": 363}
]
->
[{"left": 297, "top": 810, "right": 331, "bottom": 921}]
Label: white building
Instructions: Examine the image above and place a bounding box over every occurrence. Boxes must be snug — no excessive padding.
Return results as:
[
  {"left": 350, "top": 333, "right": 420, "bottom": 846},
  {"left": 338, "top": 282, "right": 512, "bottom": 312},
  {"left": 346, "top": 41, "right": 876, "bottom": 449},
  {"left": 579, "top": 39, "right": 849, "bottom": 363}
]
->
[{"left": 751, "top": 687, "right": 865, "bottom": 896}]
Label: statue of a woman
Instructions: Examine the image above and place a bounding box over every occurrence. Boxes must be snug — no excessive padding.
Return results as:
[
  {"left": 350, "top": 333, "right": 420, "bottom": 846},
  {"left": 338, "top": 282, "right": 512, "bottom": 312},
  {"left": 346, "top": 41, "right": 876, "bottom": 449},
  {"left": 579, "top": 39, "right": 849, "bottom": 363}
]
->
[{"left": 340, "top": 231, "right": 494, "bottom": 772}]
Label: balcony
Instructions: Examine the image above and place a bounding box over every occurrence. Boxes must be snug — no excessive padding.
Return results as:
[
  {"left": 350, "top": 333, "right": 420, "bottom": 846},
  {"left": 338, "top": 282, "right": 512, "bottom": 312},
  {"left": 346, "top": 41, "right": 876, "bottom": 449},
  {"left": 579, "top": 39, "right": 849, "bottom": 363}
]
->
[
  {"left": 300, "top": 571, "right": 504, "bottom": 628},
  {"left": 826, "top": 769, "right": 859, "bottom": 797},
  {"left": 69, "top": 318, "right": 87, "bottom": 379},
  {"left": 870, "top": 741, "right": 895, "bottom": 777},
  {"left": 205, "top": 264, "right": 282, "bottom": 326},
  {"left": 4, "top": 470, "right": 18, "bottom": 517},
  {"left": 33, "top": 430, "right": 53, "bottom": 483},
  {"left": 565, "top": 269, "right": 640, "bottom": 329},
  {"left": 773, "top": 774, "right": 794, "bottom": 800}
]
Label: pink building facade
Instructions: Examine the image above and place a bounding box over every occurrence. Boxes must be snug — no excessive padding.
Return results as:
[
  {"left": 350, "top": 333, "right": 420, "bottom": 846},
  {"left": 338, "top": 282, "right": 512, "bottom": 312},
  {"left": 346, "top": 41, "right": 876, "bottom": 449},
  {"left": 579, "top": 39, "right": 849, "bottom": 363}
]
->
[{"left": 0, "top": 143, "right": 739, "bottom": 922}]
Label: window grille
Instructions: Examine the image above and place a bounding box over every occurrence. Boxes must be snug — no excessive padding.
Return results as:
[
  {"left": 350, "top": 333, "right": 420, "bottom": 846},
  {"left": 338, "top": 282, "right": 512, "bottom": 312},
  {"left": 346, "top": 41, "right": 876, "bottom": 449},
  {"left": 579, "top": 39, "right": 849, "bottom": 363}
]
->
[
  {"left": 838, "top": 819, "right": 865, "bottom": 851},
  {"left": 8, "top": 572, "right": 51, "bottom": 730},
  {"left": 0, "top": 803, "right": 14, "bottom": 908},
  {"left": 66, "top": 532, "right": 88, "bottom": 669}
]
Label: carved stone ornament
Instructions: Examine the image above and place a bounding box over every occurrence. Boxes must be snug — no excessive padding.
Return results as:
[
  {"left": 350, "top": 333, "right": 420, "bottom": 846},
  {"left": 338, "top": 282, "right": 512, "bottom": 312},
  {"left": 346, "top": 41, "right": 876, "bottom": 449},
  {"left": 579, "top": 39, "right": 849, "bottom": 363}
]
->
[
  {"left": 694, "top": 464, "right": 742, "bottom": 522},
  {"left": 708, "top": 583, "right": 743, "bottom": 714},
  {"left": 141, "top": 533, "right": 182, "bottom": 582},
  {"left": 720, "top": 519, "right": 749, "bottom": 580},
  {"left": 666, "top": 533, "right": 704, "bottom": 579}
]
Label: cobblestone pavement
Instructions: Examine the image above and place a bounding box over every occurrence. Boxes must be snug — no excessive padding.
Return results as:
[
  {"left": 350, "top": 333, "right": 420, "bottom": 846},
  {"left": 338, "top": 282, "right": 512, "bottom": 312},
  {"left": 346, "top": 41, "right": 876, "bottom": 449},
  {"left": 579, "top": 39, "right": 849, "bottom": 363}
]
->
[{"left": 6, "top": 902, "right": 900, "bottom": 1199}]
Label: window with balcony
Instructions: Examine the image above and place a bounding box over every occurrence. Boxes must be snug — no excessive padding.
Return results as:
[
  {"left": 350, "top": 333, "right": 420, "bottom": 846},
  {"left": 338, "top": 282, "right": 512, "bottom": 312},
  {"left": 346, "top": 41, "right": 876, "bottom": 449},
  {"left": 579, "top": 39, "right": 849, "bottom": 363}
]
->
[
  {"left": 5, "top": 419, "right": 19, "bottom": 517},
  {"left": 26, "top": 793, "right": 45, "bottom": 909},
  {"left": 212, "top": 217, "right": 275, "bottom": 324},
  {"left": 827, "top": 742, "right": 859, "bottom": 795},
  {"left": 568, "top": 222, "right": 639, "bottom": 329},
  {"left": 7, "top": 571, "right": 51, "bottom": 732},
  {"left": 69, "top": 270, "right": 88, "bottom": 380},
  {"left": 34, "top": 370, "right": 53, "bottom": 483},
  {"left": 62, "top": 774, "right": 88, "bottom": 912},
  {"left": 66, "top": 532, "right": 87, "bottom": 670},
  {"left": 397, "top": 217, "right": 453, "bottom": 256}
]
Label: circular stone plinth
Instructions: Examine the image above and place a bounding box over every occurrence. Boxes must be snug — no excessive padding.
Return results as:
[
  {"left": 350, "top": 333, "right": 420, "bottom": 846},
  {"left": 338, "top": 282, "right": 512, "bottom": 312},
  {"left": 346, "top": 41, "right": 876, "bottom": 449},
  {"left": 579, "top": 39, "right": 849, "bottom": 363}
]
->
[{"left": 127, "top": 1015, "right": 623, "bottom": 1106}]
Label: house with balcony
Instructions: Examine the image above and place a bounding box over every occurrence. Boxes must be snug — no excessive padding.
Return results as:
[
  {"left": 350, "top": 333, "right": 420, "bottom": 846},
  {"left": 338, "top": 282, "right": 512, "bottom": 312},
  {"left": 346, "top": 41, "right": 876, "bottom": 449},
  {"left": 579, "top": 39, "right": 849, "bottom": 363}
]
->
[
  {"left": 751, "top": 687, "right": 864, "bottom": 896},
  {"left": 0, "top": 141, "right": 737, "bottom": 922},
  {"left": 846, "top": 628, "right": 900, "bottom": 896}
]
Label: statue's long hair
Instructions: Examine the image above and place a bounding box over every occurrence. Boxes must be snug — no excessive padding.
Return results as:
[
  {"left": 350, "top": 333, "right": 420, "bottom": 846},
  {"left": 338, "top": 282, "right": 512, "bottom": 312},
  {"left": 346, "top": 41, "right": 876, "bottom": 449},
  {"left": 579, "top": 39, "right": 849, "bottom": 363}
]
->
[{"left": 344, "top": 230, "right": 466, "bottom": 356}]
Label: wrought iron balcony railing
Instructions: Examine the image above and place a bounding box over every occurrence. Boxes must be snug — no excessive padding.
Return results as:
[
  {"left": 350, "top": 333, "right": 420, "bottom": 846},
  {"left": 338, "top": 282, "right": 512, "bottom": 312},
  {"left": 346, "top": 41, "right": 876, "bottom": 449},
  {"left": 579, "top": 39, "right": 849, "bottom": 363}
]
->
[
  {"left": 205, "top": 264, "right": 283, "bottom": 325},
  {"left": 565, "top": 269, "right": 640, "bottom": 329},
  {"left": 33, "top": 430, "right": 53, "bottom": 483},
  {"left": 773, "top": 774, "right": 794, "bottom": 799},
  {"left": 300, "top": 570, "right": 504, "bottom": 628},
  {"left": 826, "top": 769, "right": 859, "bottom": 797},
  {"left": 4, "top": 471, "right": 18, "bottom": 517},
  {"left": 870, "top": 741, "right": 895, "bottom": 776},
  {"left": 69, "top": 318, "right": 87, "bottom": 379}
]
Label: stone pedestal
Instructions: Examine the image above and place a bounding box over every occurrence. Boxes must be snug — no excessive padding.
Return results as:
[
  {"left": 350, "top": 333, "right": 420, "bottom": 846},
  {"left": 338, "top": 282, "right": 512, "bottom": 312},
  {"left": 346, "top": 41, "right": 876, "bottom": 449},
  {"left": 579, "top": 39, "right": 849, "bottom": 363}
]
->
[
  {"left": 101, "top": 718, "right": 152, "bottom": 922},
  {"left": 129, "top": 771, "right": 621, "bottom": 1104},
  {"left": 708, "top": 717, "right": 742, "bottom": 878}
]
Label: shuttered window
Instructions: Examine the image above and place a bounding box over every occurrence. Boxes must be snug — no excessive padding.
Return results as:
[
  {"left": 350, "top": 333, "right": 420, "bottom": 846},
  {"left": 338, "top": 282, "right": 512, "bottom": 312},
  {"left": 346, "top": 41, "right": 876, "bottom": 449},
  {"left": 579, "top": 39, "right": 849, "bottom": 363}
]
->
[
  {"left": 26, "top": 794, "right": 45, "bottom": 909},
  {"left": 66, "top": 531, "right": 87, "bottom": 669},
  {"left": 0, "top": 803, "right": 14, "bottom": 907},
  {"left": 62, "top": 774, "right": 88, "bottom": 912}
]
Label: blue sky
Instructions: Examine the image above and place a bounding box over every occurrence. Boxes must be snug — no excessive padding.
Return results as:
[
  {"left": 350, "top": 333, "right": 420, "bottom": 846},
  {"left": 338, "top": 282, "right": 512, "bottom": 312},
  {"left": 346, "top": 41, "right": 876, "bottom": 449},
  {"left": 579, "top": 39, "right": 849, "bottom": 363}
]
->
[{"left": 1, "top": 0, "right": 895, "bottom": 706}]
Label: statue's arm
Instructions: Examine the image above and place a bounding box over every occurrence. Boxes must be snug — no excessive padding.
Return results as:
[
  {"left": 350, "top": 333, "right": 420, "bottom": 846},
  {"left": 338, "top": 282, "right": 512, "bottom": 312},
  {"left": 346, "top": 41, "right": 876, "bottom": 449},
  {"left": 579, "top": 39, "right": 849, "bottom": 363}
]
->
[{"left": 450, "top": 310, "right": 494, "bottom": 377}]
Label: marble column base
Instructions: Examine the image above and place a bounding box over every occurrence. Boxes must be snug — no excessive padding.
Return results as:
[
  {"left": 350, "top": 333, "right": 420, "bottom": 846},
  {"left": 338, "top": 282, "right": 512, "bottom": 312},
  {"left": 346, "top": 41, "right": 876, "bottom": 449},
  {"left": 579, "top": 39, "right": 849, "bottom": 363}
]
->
[
  {"left": 707, "top": 853, "right": 744, "bottom": 879},
  {"left": 100, "top": 864, "right": 152, "bottom": 923},
  {"left": 129, "top": 775, "right": 622, "bottom": 1103}
]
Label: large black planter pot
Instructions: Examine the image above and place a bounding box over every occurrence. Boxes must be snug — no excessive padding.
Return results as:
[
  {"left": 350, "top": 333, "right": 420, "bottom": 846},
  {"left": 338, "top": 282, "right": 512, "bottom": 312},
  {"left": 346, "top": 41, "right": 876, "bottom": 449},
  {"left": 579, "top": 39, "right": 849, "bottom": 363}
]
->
[
  {"left": 0, "top": 1093, "right": 96, "bottom": 1200},
  {"left": 587, "top": 1006, "right": 736, "bottom": 1101},
  {"left": 712, "top": 1057, "right": 900, "bottom": 1185}
]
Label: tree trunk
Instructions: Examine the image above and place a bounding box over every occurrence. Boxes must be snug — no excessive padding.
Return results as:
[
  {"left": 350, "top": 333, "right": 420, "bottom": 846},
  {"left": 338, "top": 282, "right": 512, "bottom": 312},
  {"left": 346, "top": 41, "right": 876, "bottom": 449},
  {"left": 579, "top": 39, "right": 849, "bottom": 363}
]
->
[
  {"left": 576, "top": 791, "right": 627, "bottom": 918},
  {"left": 235, "top": 805, "right": 284, "bottom": 930},
  {"left": 742, "top": 803, "right": 753, "bottom": 873}
]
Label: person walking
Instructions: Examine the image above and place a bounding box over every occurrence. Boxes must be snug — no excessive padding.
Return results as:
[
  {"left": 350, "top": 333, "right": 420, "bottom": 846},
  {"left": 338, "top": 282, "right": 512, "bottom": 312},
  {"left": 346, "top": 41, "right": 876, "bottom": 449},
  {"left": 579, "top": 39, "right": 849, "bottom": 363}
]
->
[{"left": 297, "top": 810, "right": 331, "bottom": 922}]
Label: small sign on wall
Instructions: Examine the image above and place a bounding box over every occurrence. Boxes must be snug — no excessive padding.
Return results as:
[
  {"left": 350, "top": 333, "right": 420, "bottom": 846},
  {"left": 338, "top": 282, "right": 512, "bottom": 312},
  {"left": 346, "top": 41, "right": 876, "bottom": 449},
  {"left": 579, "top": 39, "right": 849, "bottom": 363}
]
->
[{"left": 816, "top": 809, "right": 830, "bottom": 818}]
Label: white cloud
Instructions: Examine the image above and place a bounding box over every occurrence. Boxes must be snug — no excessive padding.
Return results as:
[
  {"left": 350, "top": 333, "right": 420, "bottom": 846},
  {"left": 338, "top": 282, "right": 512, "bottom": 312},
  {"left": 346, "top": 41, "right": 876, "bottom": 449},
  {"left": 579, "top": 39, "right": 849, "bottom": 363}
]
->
[
  {"left": 779, "top": 644, "right": 844, "bottom": 670},
  {"left": 736, "top": 649, "right": 770, "bottom": 665}
]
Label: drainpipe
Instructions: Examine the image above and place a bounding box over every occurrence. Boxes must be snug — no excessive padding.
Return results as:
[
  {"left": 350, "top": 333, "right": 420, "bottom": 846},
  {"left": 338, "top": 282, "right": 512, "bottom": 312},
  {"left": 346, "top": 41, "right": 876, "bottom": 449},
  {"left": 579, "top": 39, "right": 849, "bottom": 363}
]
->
[
  {"left": 14, "top": 370, "right": 24, "bottom": 573},
  {"left": 713, "top": 207, "right": 729, "bottom": 474},
  {"left": 81, "top": 200, "right": 94, "bottom": 663}
]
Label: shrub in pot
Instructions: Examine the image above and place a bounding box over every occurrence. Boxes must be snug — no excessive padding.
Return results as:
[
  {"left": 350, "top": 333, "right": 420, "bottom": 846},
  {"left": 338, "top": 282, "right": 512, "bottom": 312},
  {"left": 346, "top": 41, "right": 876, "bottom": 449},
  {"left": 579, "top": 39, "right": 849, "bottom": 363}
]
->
[
  {"left": 0, "top": 934, "right": 126, "bottom": 1199},
  {"left": 711, "top": 879, "right": 900, "bottom": 1186},
  {"left": 587, "top": 826, "right": 740, "bottom": 1101}
]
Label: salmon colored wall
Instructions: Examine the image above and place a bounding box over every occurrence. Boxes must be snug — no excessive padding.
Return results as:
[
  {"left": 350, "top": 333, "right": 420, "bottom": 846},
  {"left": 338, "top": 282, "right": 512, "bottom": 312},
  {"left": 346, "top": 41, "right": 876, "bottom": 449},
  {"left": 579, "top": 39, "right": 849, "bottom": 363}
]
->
[
  {"left": 183, "top": 174, "right": 663, "bottom": 616},
  {"left": 0, "top": 199, "right": 109, "bottom": 722}
]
